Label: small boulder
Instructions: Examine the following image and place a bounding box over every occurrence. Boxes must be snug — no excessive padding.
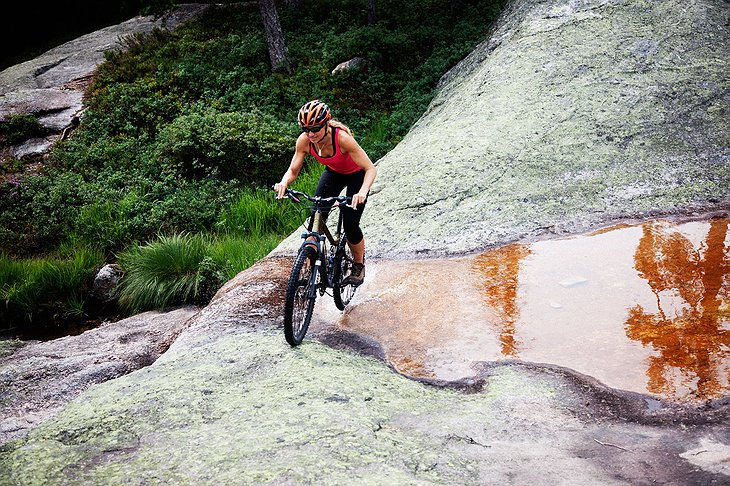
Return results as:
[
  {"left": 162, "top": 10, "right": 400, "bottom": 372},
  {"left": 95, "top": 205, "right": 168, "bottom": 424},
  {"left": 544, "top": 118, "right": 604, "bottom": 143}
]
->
[
  {"left": 92, "top": 264, "right": 124, "bottom": 303},
  {"left": 331, "top": 57, "right": 367, "bottom": 75}
]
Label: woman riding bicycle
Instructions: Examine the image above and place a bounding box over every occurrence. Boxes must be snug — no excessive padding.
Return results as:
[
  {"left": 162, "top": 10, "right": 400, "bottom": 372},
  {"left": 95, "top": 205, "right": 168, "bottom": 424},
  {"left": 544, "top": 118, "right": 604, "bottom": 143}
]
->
[{"left": 274, "top": 100, "right": 377, "bottom": 285}]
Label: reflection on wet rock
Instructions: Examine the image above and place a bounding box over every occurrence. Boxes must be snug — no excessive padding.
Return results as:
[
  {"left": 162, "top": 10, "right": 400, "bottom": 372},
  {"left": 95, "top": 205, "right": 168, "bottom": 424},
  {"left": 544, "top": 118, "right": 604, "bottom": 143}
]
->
[
  {"left": 473, "top": 244, "right": 531, "bottom": 357},
  {"left": 334, "top": 216, "right": 729, "bottom": 403},
  {"left": 469, "top": 217, "right": 729, "bottom": 402},
  {"left": 625, "top": 219, "right": 729, "bottom": 401}
]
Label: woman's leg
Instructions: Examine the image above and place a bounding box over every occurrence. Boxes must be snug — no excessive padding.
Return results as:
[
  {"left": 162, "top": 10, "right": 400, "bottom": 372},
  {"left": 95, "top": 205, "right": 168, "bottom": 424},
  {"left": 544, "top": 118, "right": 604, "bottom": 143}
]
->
[
  {"left": 342, "top": 170, "right": 367, "bottom": 263},
  {"left": 341, "top": 170, "right": 367, "bottom": 284},
  {"left": 348, "top": 238, "right": 364, "bottom": 264},
  {"left": 315, "top": 169, "right": 367, "bottom": 282}
]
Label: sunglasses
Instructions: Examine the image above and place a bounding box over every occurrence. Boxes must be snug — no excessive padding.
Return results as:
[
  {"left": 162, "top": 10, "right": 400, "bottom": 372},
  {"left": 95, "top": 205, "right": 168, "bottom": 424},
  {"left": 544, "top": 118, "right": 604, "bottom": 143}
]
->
[{"left": 301, "top": 124, "right": 325, "bottom": 133}]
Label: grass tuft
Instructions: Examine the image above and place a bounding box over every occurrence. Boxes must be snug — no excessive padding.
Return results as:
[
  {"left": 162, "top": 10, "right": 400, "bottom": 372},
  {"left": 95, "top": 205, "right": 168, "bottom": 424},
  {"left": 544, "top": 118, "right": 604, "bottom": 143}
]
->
[
  {"left": 117, "top": 233, "right": 214, "bottom": 313},
  {"left": 0, "top": 247, "right": 103, "bottom": 327}
]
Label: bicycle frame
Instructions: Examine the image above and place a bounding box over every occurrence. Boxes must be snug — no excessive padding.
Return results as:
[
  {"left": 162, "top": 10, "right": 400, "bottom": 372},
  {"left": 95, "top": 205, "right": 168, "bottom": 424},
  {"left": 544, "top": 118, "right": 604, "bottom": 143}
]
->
[
  {"left": 303, "top": 204, "right": 342, "bottom": 252},
  {"left": 292, "top": 191, "right": 348, "bottom": 297}
]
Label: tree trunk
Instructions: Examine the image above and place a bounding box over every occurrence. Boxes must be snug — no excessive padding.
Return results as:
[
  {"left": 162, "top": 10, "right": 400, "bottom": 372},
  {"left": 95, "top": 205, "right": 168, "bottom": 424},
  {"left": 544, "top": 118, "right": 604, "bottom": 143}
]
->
[
  {"left": 258, "top": 0, "right": 293, "bottom": 74},
  {"left": 367, "top": 0, "right": 377, "bottom": 25}
]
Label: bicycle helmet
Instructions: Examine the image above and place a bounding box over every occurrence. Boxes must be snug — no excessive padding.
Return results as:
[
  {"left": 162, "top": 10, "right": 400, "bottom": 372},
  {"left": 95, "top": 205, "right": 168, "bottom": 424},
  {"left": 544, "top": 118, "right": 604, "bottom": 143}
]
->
[{"left": 297, "top": 100, "right": 331, "bottom": 129}]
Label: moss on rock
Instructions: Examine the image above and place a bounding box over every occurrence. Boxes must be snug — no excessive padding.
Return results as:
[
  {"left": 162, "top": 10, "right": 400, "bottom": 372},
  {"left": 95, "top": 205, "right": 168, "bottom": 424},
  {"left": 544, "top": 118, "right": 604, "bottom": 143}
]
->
[
  {"left": 0, "top": 329, "right": 595, "bottom": 485},
  {"left": 363, "top": 0, "right": 730, "bottom": 256}
]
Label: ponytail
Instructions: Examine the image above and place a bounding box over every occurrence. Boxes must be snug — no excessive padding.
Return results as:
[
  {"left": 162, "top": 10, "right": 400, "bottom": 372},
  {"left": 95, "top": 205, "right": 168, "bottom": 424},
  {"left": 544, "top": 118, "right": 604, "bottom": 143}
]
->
[{"left": 329, "top": 119, "right": 354, "bottom": 138}]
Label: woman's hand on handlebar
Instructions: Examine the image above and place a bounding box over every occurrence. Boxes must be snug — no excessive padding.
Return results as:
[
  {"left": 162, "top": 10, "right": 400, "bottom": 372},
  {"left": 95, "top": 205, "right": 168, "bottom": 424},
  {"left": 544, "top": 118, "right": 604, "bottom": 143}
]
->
[
  {"left": 351, "top": 192, "right": 367, "bottom": 210},
  {"left": 273, "top": 182, "right": 288, "bottom": 199}
]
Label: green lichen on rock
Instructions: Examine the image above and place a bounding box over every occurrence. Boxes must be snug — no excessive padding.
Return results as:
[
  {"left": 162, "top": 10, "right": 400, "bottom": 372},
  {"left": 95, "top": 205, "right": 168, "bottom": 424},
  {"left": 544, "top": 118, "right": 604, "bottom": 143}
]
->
[
  {"left": 363, "top": 0, "right": 730, "bottom": 256},
  {"left": 3, "top": 1, "right": 730, "bottom": 484},
  {"left": 0, "top": 328, "right": 596, "bottom": 485}
]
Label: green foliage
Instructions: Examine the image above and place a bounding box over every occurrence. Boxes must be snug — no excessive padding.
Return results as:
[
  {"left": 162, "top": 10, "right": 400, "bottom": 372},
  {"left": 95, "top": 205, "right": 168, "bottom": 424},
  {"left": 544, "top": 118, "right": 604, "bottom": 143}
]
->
[
  {"left": 0, "top": 247, "right": 103, "bottom": 328},
  {"left": 88, "top": 79, "right": 183, "bottom": 140},
  {"left": 3, "top": 0, "right": 506, "bottom": 324},
  {"left": 153, "top": 106, "right": 295, "bottom": 182},
  {"left": 209, "top": 233, "right": 282, "bottom": 282},
  {"left": 218, "top": 190, "right": 290, "bottom": 236},
  {"left": 0, "top": 158, "right": 26, "bottom": 176},
  {"left": 0, "top": 171, "right": 91, "bottom": 256},
  {"left": 117, "top": 228, "right": 289, "bottom": 313},
  {"left": 0, "top": 114, "right": 45, "bottom": 148}
]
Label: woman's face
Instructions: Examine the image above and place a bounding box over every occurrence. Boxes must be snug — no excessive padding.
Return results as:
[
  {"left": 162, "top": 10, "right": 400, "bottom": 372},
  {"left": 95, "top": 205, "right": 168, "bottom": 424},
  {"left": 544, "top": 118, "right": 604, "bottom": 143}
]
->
[{"left": 304, "top": 124, "right": 326, "bottom": 142}]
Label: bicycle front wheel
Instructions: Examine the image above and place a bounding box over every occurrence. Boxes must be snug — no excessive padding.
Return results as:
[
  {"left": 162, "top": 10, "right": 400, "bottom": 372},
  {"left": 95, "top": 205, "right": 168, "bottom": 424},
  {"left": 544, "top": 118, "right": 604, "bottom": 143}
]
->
[
  {"left": 284, "top": 245, "right": 318, "bottom": 346},
  {"left": 333, "top": 235, "right": 357, "bottom": 311}
]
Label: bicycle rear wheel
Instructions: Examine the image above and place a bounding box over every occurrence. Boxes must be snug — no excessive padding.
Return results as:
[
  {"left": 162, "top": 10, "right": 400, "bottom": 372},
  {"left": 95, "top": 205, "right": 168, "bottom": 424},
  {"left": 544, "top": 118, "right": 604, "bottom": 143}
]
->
[
  {"left": 284, "top": 245, "right": 318, "bottom": 346},
  {"left": 333, "top": 236, "right": 357, "bottom": 310}
]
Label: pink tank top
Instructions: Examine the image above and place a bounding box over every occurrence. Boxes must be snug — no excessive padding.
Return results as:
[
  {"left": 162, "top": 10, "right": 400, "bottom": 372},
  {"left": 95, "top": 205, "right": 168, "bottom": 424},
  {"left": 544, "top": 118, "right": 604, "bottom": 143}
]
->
[{"left": 309, "top": 127, "right": 361, "bottom": 174}]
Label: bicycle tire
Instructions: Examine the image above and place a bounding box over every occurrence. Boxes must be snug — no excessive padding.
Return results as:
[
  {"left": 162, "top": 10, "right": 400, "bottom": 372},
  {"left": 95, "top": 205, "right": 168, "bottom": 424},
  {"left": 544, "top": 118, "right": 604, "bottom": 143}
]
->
[
  {"left": 333, "top": 235, "right": 357, "bottom": 310},
  {"left": 284, "top": 245, "right": 318, "bottom": 346}
]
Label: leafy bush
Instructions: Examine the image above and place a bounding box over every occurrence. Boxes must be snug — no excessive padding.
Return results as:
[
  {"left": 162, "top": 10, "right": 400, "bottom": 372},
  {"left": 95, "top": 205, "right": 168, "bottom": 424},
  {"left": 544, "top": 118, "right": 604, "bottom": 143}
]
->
[
  {"left": 0, "top": 172, "right": 91, "bottom": 256},
  {"left": 0, "top": 114, "right": 45, "bottom": 148},
  {"left": 153, "top": 106, "right": 296, "bottom": 182}
]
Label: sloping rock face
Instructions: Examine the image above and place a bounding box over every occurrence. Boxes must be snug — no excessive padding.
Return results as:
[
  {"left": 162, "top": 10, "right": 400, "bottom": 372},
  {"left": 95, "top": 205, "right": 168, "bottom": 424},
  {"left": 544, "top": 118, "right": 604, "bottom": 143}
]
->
[
  {"left": 362, "top": 0, "right": 730, "bottom": 257},
  {"left": 0, "top": 307, "right": 198, "bottom": 444},
  {"left": 0, "top": 4, "right": 208, "bottom": 162},
  {"left": 2, "top": 258, "right": 728, "bottom": 484}
]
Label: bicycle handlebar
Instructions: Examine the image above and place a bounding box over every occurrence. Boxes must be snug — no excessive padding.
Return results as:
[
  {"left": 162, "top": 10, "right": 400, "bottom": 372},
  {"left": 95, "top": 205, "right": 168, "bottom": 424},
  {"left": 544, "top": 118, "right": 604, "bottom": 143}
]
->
[{"left": 278, "top": 187, "right": 352, "bottom": 206}]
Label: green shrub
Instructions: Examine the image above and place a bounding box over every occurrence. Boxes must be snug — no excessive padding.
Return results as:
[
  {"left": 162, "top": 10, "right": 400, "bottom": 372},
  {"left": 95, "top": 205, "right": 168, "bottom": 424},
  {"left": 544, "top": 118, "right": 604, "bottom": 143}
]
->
[
  {"left": 153, "top": 106, "right": 296, "bottom": 183},
  {"left": 0, "top": 172, "right": 91, "bottom": 256},
  {"left": 85, "top": 79, "right": 183, "bottom": 140},
  {"left": 0, "top": 114, "right": 45, "bottom": 148},
  {"left": 0, "top": 158, "right": 27, "bottom": 176},
  {"left": 59, "top": 177, "right": 237, "bottom": 255},
  {"left": 68, "top": 199, "right": 133, "bottom": 255},
  {"left": 96, "top": 29, "right": 173, "bottom": 86},
  {"left": 52, "top": 131, "right": 145, "bottom": 176}
]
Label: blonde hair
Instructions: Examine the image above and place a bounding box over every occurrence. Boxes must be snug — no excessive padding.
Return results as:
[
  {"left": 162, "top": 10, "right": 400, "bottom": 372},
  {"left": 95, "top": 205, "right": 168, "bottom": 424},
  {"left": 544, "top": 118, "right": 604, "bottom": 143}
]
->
[{"left": 329, "top": 119, "right": 354, "bottom": 138}]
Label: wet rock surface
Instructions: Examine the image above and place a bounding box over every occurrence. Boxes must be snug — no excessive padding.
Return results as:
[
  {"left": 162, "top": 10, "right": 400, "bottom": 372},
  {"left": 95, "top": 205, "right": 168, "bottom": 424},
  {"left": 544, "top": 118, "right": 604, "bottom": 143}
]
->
[
  {"left": 317, "top": 215, "right": 730, "bottom": 404},
  {"left": 1, "top": 257, "right": 729, "bottom": 484}
]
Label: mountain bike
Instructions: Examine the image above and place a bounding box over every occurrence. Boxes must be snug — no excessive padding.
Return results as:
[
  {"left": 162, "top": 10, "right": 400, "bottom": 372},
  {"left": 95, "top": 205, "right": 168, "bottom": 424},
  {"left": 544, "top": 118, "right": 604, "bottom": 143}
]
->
[{"left": 278, "top": 188, "right": 360, "bottom": 346}]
